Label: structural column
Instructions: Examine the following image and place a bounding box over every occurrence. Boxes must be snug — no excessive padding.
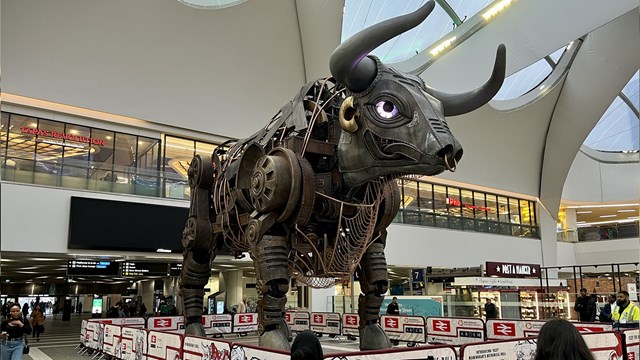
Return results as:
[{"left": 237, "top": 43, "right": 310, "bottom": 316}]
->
[{"left": 221, "top": 270, "right": 244, "bottom": 311}]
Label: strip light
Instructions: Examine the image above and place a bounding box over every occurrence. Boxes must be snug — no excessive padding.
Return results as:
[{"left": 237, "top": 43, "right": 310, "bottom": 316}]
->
[
  {"left": 429, "top": 36, "right": 457, "bottom": 57},
  {"left": 481, "top": 0, "right": 514, "bottom": 21}
]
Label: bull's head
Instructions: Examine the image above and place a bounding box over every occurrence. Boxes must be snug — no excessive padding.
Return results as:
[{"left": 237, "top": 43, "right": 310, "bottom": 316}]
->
[{"left": 330, "top": 1, "right": 505, "bottom": 187}]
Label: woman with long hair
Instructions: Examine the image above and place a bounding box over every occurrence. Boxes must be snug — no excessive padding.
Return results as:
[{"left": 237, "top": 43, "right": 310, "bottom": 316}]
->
[
  {"left": 1, "top": 303, "right": 32, "bottom": 359},
  {"left": 534, "top": 319, "right": 595, "bottom": 360}
]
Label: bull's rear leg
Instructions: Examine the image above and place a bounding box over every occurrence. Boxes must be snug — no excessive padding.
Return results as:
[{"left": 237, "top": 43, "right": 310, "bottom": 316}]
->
[
  {"left": 357, "top": 236, "right": 391, "bottom": 350},
  {"left": 251, "top": 234, "right": 291, "bottom": 350}
]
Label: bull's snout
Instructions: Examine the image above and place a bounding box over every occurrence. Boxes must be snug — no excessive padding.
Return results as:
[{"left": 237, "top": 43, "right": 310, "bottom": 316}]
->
[{"left": 436, "top": 143, "right": 463, "bottom": 172}]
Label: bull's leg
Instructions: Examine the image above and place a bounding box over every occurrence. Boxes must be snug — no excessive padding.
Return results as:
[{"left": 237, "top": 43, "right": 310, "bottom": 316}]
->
[
  {"left": 251, "top": 234, "right": 291, "bottom": 350},
  {"left": 357, "top": 232, "right": 391, "bottom": 350}
]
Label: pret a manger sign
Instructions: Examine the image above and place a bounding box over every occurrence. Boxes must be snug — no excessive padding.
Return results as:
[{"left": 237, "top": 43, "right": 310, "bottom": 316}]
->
[
  {"left": 21, "top": 126, "right": 106, "bottom": 146},
  {"left": 486, "top": 261, "right": 541, "bottom": 278}
]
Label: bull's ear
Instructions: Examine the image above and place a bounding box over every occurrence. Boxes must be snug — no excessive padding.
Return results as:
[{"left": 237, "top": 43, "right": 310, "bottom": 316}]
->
[
  {"left": 424, "top": 44, "right": 506, "bottom": 116},
  {"left": 339, "top": 97, "right": 358, "bottom": 133}
]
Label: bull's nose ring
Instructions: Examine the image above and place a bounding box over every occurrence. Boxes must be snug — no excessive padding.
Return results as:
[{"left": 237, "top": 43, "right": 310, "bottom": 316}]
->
[{"left": 444, "top": 155, "right": 457, "bottom": 172}]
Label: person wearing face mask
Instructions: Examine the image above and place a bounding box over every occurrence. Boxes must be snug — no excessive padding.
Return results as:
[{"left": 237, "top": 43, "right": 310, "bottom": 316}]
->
[
  {"left": 612, "top": 290, "right": 639, "bottom": 329},
  {"left": 1, "top": 303, "right": 32, "bottom": 359}
]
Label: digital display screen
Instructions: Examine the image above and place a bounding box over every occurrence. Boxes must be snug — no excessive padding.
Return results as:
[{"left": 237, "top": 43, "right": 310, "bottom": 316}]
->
[
  {"left": 67, "top": 260, "right": 120, "bottom": 276},
  {"left": 92, "top": 298, "right": 103, "bottom": 314},
  {"left": 169, "top": 262, "right": 182, "bottom": 277},
  {"left": 121, "top": 262, "right": 168, "bottom": 277}
]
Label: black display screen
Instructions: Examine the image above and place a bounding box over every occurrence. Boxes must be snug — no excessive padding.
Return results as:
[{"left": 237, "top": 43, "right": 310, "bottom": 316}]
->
[
  {"left": 68, "top": 197, "right": 188, "bottom": 252},
  {"left": 67, "top": 260, "right": 120, "bottom": 276},
  {"left": 121, "top": 262, "right": 168, "bottom": 277},
  {"left": 169, "top": 262, "right": 182, "bottom": 277}
]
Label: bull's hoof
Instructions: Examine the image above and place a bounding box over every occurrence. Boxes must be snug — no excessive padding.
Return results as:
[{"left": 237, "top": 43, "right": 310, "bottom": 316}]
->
[
  {"left": 359, "top": 324, "right": 391, "bottom": 350},
  {"left": 185, "top": 322, "right": 206, "bottom": 337},
  {"left": 259, "top": 329, "right": 291, "bottom": 351}
]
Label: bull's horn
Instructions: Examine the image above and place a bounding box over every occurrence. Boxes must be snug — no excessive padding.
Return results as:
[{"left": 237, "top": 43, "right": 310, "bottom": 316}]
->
[
  {"left": 424, "top": 44, "right": 507, "bottom": 116},
  {"left": 329, "top": 1, "right": 435, "bottom": 93}
]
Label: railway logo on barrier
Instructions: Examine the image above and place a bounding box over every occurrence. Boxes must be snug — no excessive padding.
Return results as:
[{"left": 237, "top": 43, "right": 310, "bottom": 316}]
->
[
  {"left": 434, "top": 319, "right": 450, "bottom": 332},
  {"left": 238, "top": 314, "right": 254, "bottom": 324},
  {"left": 313, "top": 314, "right": 324, "bottom": 324},
  {"left": 493, "top": 322, "right": 516, "bottom": 336},
  {"left": 384, "top": 317, "right": 399, "bottom": 329},
  {"left": 345, "top": 315, "right": 358, "bottom": 325},
  {"left": 153, "top": 319, "right": 172, "bottom": 328}
]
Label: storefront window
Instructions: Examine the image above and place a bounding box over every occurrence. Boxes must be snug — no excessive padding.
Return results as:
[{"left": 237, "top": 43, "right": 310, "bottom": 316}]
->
[
  {"left": 1, "top": 112, "right": 9, "bottom": 159},
  {"left": 418, "top": 182, "right": 435, "bottom": 226},
  {"left": 460, "top": 189, "right": 474, "bottom": 231},
  {"left": 433, "top": 185, "right": 448, "bottom": 228},
  {"left": 90, "top": 129, "right": 116, "bottom": 179},
  {"left": 7, "top": 114, "right": 38, "bottom": 172},
  {"left": 520, "top": 199, "right": 532, "bottom": 226},
  {"left": 402, "top": 180, "right": 420, "bottom": 225}
]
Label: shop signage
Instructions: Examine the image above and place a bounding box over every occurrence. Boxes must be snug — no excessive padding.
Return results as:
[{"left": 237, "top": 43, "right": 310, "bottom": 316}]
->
[
  {"left": 20, "top": 126, "right": 106, "bottom": 146},
  {"left": 446, "top": 197, "right": 493, "bottom": 212},
  {"left": 486, "top": 261, "right": 541, "bottom": 278}
]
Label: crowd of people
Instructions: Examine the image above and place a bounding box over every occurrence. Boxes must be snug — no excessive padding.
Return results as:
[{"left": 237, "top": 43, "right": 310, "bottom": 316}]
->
[{"left": 574, "top": 288, "right": 639, "bottom": 328}]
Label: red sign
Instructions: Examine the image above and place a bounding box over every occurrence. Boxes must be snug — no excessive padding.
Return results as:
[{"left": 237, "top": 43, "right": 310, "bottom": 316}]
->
[
  {"left": 345, "top": 315, "right": 358, "bottom": 326},
  {"left": 20, "top": 126, "right": 106, "bottom": 146},
  {"left": 492, "top": 322, "right": 516, "bottom": 336},
  {"left": 574, "top": 325, "right": 606, "bottom": 333},
  {"left": 384, "top": 317, "right": 399, "bottom": 329},
  {"left": 432, "top": 319, "right": 450, "bottom": 332},
  {"left": 285, "top": 313, "right": 291, "bottom": 323},
  {"left": 486, "top": 261, "right": 541, "bottom": 278},
  {"left": 238, "top": 314, "right": 254, "bottom": 324},
  {"left": 153, "top": 318, "right": 172, "bottom": 328},
  {"left": 446, "top": 197, "right": 492, "bottom": 212},
  {"left": 151, "top": 335, "right": 156, "bottom": 343},
  {"left": 313, "top": 314, "right": 324, "bottom": 324}
]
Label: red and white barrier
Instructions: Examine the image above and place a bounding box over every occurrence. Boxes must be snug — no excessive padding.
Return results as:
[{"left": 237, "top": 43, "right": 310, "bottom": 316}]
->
[
  {"left": 461, "top": 337, "right": 538, "bottom": 360},
  {"left": 324, "top": 344, "right": 457, "bottom": 359},
  {"left": 486, "top": 319, "right": 546, "bottom": 339},
  {"left": 230, "top": 342, "right": 290, "bottom": 360},
  {"left": 233, "top": 313, "right": 259, "bottom": 333},
  {"left": 109, "top": 317, "right": 146, "bottom": 328},
  {"left": 182, "top": 335, "right": 231, "bottom": 360},
  {"left": 146, "top": 330, "right": 183, "bottom": 360},
  {"left": 202, "top": 314, "right": 233, "bottom": 335},
  {"left": 80, "top": 320, "right": 89, "bottom": 345},
  {"left": 380, "top": 315, "right": 426, "bottom": 344},
  {"left": 289, "top": 312, "right": 311, "bottom": 332},
  {"left": 572, "top": 322, "right": 613, "bottom": 333},
  {"left": 426, "top": 316, "right": 485, "bottom": 345},
  {"left": 147, "top": 316, "right": 185, "bottom": 334},
  {"left": 342, "top": 313, "right": 360, "bottom": 337},
  {"left": 103, "top": 324, "right": 122, "bottom": 358},
  {"left": 120, "top": 326, "right": 147, "bottom": 360},
  {"left": 582, "top": 331, "right": 623, "bottom": 360},
  {"left": 310, "top": 312, "right": 342, "bottom": 335},
  {"left": 624, "top": 329, "right": 639, "bottom": 360},
  {"left": 85, "top": 320, "right": 104, "bottom": 351}
]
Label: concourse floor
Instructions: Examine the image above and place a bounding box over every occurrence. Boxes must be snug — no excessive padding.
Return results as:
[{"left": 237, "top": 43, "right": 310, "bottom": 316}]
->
[{"left": 20, "top": 314, "right": 404, "bottom": 359}]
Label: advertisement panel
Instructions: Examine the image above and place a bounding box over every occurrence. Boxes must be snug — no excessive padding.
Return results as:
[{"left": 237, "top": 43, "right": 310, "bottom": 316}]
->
[
  {"left": 202, "top": 314, "right": 233, "bottom": 335},
  {"left": 311, "top": 312, "right": 341, "bottom": 335},
  {"left": 120, "top": 327, "right": 147, "bottom": 360},
  {"left": 324, "top": 345, "right": 457, "bottom": 359},
  {"left": 233, "top": 313, "right": 259, "bottom": 333},
  {"left": 290, "top": 312, "right": 311, "bottom": 332},
  {"left": 342, "top": 313, "right": 360, "bottom": 337},
  {"left": 486, "top": 319, "right": 546, "bottom": 339},
  {"left": 146, "top": 316, "right": 185, "bottom": 334},
  {"left": 380, "top": 296, "right": 443, "bottom": 317},
  {"left": 624, "top": 329, "right": 639, "bottom": 360},
  {"left": 146, "top": 330, "right": 183, "bottom": 360},
  {"left": 380, "top": 315, "right": 426, "bottom": 343},
  {"left": 182, "top": 335, "right": 231, "bottom": 360},
  {"left": 461, "top": 338, "right": 538, "bottom": 360},
  {"left": 582, "top": 332, "right": 623, "bottom": 360},
  {"left": 427, "top": 317, "right": 485, "bottom": 345},
  {"left": 102, "top": 324, "right": 122, "bottom": 357}
]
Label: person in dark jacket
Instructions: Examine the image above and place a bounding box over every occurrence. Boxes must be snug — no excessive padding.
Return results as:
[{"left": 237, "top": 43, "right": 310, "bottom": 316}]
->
[
  {"left": 1, "top": 303, "right": 32, "bottom": 359},
  {"left": 484, "top": 298, "right": 498, "bottom": 319},
  {"left": 386, "top": 297, "right": 399, "bottom": 315},
  {"left": 599, "top": 294, "right": 616, "bottom": 323},
  {"left": 574, "top": 288, "right": 595, "bottom": 321}
]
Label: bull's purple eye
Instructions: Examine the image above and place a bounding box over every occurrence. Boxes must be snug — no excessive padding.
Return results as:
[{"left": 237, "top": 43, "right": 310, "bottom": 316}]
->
[{"left": 375, "top": 100, "right": 399, "bottom": 119}]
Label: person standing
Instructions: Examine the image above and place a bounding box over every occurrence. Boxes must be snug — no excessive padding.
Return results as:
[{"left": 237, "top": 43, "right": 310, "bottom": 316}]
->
[
  {"left": 612, "top": 290, "right": 639, "bottom": 329},
  {"left": 29, "top": 305, "right": 45, "bottom": 341},
  {"left": 1, "top": 303, "right": 32, "bottom": 359},
  {"left": 386, "top": 297, "right": 399, "bottom": 316},
  {"left": 21, "top": 303, "right": 29, "bottom": 319},
  {"left": 484, "top": 298, "right": 498, "bottom": 319},
  {"left": 599, "top": 294, "right": 616, "bottom": 323},
  {"left": 237, "top": 297, "right": 247, "bottom": 314},
  {"left": 574, "top": 288, "right": 595, "bottom": 321}
]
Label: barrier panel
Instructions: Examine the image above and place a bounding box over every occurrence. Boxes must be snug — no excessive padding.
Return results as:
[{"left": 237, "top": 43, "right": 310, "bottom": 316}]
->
[
  {"left": 103, "top": 324, "right": 122, "bottom": 358},
  {"left": 582, "top": 331, "right": 623, "bottom": 360},
  {"left": 80, "top": 320, "right": 88, "bottom": 345},
  {"left": 311, "top": 312, "right": 342, "bottom": 336},
  {"left": 147, "top": 330, "right": 183, "bottom": 360},
  {"left": 485, "top": 319, "right": 546, "bottom": 339},
  {"left": 342, "top": 313, "right": 360, "bottom": 337},
  {"left": 147, "top": 316, "right": 185, "bottom": 334},
  {"left": 380, "top": 315, "right": 426, "bottom": 344},
  {"left": 460, "top": 337, "right": 538, "bottom": 360},
  {"left": 182, "top": 335, "right": 231, "bottom": 360},
  {"left": 290, "top": 311, "right": 311, "bottom": 332},
  {"left": 324, "top": 344, "right": 457, "bottom": 359},
  {"left": 202, "top": 314, "right": 233, "bottom": 336},
  {"left": 229, "top": 341, "right": 290, "bottom": 360},
  {"left": 624, "top": 329, "right": 639, "bottom": 360},
  {"left": 120, "top": 326, "right": 147, "bottom": 360},
  {"left": 109, "top": 317, "right": 146, "bottom": 328},
  {"left": 232, "top": 313, "right": 259, "bottom": 333},
  {"left": 426, "top": 316, "right": 485, "bottom": 346}
]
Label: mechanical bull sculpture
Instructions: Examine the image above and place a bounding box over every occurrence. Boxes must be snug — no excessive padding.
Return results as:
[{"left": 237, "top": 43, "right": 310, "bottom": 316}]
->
[{"left": 179, "top": 1, "right": 505, "bottom": 350}]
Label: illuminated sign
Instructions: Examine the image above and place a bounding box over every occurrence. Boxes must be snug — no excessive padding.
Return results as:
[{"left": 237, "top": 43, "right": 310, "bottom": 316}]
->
[
  {"left": 121, "top": 262, "right": 169, "bottom": 277},
  {"left": 485, "top": 261, "right": 541, "bottom": 278},
  {"left": 446, "top": 197, "right": 493, "bottom": 212},
  {"left": 67, "top": 260, "right": 120, "bottom": 276},
  {"left": 20, "top": 126, "right": 106, "bottom": 146}
]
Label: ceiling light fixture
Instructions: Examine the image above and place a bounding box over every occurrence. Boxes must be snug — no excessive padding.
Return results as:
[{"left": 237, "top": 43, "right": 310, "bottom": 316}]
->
[
  {"left": 429, "top": 36, "right": 457, "bottom": 57},
  {"left": 481, "top": 0, "right": 514, "bottom": 21}
]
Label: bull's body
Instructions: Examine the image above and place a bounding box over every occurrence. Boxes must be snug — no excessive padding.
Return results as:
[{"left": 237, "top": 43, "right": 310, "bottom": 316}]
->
[{"left": 180, "top": 1, "right": 505, "bottom": 350}]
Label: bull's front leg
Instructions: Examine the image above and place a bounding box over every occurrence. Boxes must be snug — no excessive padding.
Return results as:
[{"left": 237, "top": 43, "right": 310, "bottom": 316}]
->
[
  {"left": 357, "top": 231, "right": 392, "bottom": 350},
  {"left": 248, "top": 227, "right": 292, "bottom": 350}
]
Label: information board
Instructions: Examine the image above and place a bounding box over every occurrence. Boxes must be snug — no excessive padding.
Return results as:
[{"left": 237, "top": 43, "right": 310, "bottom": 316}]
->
[
  {"left": 67, "top": 260, "right": 119, "bottom": 276},
  {"left": 121, "top": 262, "right": 169, "bottom": 277},
  {"left": 169, "top": 262, "right": 182, "bottom": 277}
]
